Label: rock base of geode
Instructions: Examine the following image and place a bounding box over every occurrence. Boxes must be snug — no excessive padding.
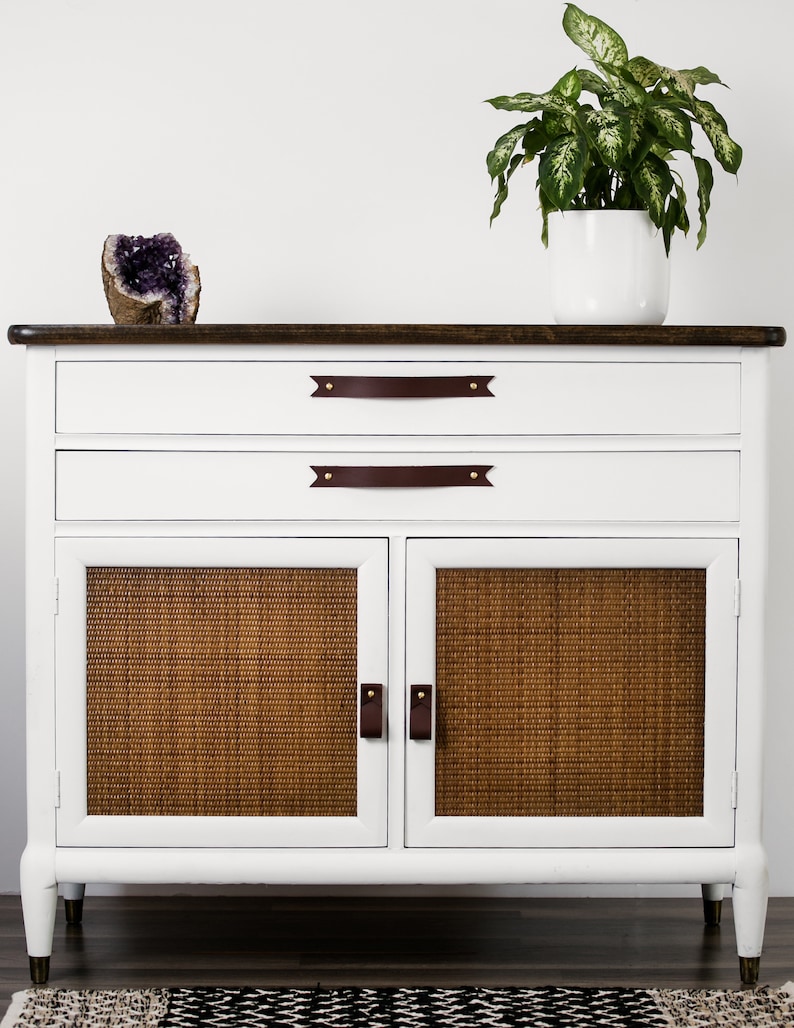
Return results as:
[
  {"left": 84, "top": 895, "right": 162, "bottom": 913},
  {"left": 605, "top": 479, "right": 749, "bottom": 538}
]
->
[{"left": 102, "top": 233, "right": 201, "bottom": 325}]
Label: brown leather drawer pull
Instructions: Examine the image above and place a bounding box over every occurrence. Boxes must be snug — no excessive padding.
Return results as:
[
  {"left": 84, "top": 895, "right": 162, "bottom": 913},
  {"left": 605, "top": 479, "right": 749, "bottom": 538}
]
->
[
  {"left": 360, "top": 683, "right": 384, "bottom": 739},
  {"left": 311, "top": 465, "right": 493, "bottom": 488},
  {"left": 410, "top": 685, "right": 433, "bottom": 740},
  {"left": 311, "top": 375, "right": 494, "bottom": 398}
]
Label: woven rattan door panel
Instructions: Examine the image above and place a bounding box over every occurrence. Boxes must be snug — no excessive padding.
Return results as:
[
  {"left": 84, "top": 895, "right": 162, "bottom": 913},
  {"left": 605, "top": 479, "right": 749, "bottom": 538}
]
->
[
  {"left": 85, "top": 566, "right": 358, "bottom": 819},
  {"left": 405, "top": 537, "right": 739, "bottom": 848},
  {"left": 433, "top": 567, "right": 706, "bottom": 819},
  {"left": 55, "top": 536, "right": 389, "bottom": 848}
]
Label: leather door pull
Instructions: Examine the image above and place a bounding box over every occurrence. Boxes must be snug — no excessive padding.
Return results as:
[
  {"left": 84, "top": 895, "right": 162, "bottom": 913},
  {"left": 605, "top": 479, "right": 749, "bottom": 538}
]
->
[
  {"left": 311, "top": 376, "right": 494, "bottom": 398},
  {"left": 311, "top": 466, "right": 493, "bottom": 488},
  {"left": 410, "top": 684, "right": 433, "bottom": 740},
  {"left": 360, "top": 684, "right": 383, "bottom": 739}
]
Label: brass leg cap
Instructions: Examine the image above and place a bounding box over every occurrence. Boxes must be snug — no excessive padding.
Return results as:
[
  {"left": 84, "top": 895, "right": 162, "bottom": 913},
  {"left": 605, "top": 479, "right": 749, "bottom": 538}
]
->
[
  {"left": 29, "top": 955, "right": 50, "bottom": 985},
  {"left": 740, "top": 955, "right": 760, "bottom": 985},
  {"left": 64, "top": 898, "right": 84, "bottom": 925},
  {"left": 703, "top": 898, "right": 723, "bottom": 926}
]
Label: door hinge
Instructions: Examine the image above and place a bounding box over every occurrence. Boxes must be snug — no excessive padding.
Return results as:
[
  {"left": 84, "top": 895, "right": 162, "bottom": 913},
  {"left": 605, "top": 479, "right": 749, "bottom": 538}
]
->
[
  {"left": 54, "top": 770, "right": 61, "bottom": 809},
  {"left": 53, "top": 577, "right": 60, "bottom": 616},
  {"left": 731, "top": 771, "right": 739, "bottom": 809},
  {"left": 734, "top": 579, "right": 741, "bottom": 617}
]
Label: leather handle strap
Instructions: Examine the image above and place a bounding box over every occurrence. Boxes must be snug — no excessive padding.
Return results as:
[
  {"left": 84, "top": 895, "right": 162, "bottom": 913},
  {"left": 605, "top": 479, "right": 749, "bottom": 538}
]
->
[
  {"left": 409, "top": 684, "right": 433, "bottom": 741},
  {"left": 360, "top": 683, "right": 384, "bottom": 739},
  {"left": 311, "top": 465, "right": 493, "bottom": 488},
  {"left": 311, "top": 375, "right": 494, "bottom": 398}
]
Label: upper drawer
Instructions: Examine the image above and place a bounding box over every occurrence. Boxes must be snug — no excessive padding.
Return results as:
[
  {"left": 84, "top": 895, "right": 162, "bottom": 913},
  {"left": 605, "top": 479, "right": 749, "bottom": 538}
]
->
[
  {"left": 54, "top": 360, "right": 741, "bottom": 436},
  {"left": 55, "top": 449, "right": 739, "bottom": 523}
]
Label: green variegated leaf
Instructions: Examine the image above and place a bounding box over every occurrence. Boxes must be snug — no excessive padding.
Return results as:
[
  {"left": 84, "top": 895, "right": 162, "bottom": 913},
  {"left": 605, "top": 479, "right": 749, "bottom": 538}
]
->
[
  {"left": 624, "top": 108, "right": 649, "bottom": 160},
  {"left": 646, "top": 102, "right": 693, "bottom": 152},
  {"left": 523, "top": 120, "right": 550, "bottom": 160},
  {"left": 486, "top": 91, "right": 578, "bottom": 117},
  {"left": 631, "top": 152, "right": 675, "bottom": 226},
  {"left": 658, "top": 66, "right": 696, "bottom": 101},
  {"left": 489, "top": 173, "right": 509, "bottom": 225},
  {"left": 693, "top": 99, "right": 742, "bottom": 173},
  {"left": 626, "top": 56, "right": 662, "bottom": 88},
  {"left": 577, "top": 69, "right": 610, "bottom": 97},
  {"left": 662, "top": 195, "right": 680, "bottom": 254},
  {"left": 486, "top": 123, "right": 529, "bottom": 179},
  {"left": 600, "top": 64, "right": 648, "bottom": 108},
  {"left": 489, "top": 153, "right": 524, "bottom": 224},
  {"left": 541, "top": 107, "right": 567, "bottom": 145},
  {"left": 562, "top": 4, "right": 628, "bottom": 68},
  {"left": 554, "top": 68, "right": 582, "bottom": 101},
  {"left": 538, "top": 132, "right": 587, "bottom": 209},
  {"left": 539, "top": 187, "right": 557, "bottom": 246},
  {"left": 694, "top": 155, "right": 714, "bottom": 248},
  {"left": 680, "top": 66, "right": 725, "bottom": 88},
  {"left": 675, "top": 181, "right": 688, "bottom": 224},
  {"left": 583, "top": 107, "right": 631, "bottom": 165}
]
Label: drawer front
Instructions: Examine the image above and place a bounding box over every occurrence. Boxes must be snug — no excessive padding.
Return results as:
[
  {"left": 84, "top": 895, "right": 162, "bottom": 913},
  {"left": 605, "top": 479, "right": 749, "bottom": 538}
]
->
[
  {"left": 55, "top": 360, "right": 741, "bottom": 436},
  {"left": 56, "top": 450, "right": 739, "bottom": 522}
]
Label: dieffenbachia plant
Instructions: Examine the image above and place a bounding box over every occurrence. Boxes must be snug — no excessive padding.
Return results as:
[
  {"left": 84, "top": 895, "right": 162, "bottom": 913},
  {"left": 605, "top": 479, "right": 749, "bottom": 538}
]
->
[{"left": 486, "top": 4, "right": 742, "bottom": 252}]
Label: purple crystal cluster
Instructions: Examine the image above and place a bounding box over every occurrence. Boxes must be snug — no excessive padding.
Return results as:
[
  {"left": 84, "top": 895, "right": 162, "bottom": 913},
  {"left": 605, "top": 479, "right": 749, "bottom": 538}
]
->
[
  {"left": 105, "top": 232, "right": 200, "bottom": 324},
  {"left": 115, "top": 233, "right": 183, "bottom": 294}
]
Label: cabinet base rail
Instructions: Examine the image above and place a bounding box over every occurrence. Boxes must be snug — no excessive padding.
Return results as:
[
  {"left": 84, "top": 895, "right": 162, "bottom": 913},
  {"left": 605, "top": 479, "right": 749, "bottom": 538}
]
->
[
  {"left": 21, "top": 844, "right": 768, "bottom": 986},
  {"left": 50, "top": 844, "right": 755, "bottom": 885}
]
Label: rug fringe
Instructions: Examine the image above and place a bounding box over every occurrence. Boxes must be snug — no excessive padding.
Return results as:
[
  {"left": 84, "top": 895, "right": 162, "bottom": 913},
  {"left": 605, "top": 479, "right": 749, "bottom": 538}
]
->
[
  {"left": 0, "top": 993, "right": 29, "bottom": 1028},
  {"left": 4, "top": 985, "right": 794, "bottom": 1028}
]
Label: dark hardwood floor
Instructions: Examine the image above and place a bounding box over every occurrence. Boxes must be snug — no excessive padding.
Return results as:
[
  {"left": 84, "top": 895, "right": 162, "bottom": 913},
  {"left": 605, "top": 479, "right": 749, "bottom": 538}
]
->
[{"left": 2, "top": 894, "right": 793, "bottom": 1017}]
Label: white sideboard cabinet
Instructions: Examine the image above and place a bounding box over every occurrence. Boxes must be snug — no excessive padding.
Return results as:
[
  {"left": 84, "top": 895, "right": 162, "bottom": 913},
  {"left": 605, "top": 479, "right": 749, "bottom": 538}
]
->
[{"left": 10, "top": 322, "right": 785, "bottom": 985}]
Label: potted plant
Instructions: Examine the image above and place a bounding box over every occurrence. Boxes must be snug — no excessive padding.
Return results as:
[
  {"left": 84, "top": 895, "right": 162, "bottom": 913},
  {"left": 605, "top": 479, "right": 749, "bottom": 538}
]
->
[{"left": 486, "top": 4, "right": 742, "bottom": 323}]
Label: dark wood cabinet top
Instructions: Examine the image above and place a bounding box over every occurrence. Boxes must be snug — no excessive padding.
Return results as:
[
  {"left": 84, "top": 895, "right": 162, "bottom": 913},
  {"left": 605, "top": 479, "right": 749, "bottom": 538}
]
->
[{"left": 7, "top": 323, "right": 786, "bottom": 347}]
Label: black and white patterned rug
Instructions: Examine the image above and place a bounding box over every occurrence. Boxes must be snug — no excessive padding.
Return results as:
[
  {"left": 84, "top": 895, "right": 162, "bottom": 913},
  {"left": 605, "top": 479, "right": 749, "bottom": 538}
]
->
[{"left": 3, "top": 985, "right": 794, "bottom": 1028}]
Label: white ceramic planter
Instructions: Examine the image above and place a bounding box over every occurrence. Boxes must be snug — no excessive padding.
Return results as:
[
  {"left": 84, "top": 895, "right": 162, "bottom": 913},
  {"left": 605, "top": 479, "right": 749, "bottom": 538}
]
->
[{"left": 548, "top": 209, "right": 670, "bottom": 325}]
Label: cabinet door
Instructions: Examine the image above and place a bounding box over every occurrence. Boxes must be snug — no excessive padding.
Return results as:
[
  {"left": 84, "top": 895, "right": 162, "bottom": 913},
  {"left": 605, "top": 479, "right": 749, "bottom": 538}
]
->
[
  {"left": 405, "top": 538, "right": 738, "bottom": 848},
  {"left": 55, "top": 537, "right": 388, "bottom": 847}
]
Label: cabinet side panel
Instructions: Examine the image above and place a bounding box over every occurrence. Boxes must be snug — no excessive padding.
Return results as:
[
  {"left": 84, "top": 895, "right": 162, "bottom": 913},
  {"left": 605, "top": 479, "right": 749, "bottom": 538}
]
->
[
  {"left": 434, "top": 568, "right": 706, "bottom": 818},
  {"left": 85, "top": 567, "right": 358, "bottom": 817}
]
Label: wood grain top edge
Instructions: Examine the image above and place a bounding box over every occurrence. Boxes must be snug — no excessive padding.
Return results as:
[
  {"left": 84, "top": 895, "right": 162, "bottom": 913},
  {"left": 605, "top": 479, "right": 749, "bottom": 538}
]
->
[{"left": 7, "top": 323, "right": 787, "bottom": 347}]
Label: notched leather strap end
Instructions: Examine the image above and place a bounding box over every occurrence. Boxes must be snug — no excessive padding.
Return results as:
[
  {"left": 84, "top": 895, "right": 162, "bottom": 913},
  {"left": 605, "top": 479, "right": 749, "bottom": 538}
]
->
[
  {"left": 360, "top": 683, "right": 384, "bottom": 739},
  {"left": 409, "top": 684, "right": 433, "bottom": 740}
]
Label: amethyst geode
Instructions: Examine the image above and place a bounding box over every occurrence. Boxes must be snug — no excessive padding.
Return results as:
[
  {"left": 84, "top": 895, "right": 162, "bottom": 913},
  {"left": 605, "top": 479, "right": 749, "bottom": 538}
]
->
[{"left": 102, "top": 233, "right": 201, "bottom": 324}]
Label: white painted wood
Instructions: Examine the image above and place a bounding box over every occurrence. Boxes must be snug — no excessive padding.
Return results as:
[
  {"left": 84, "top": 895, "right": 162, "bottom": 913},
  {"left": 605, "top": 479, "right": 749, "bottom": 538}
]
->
[
  {"left": 20, "top": 347, "right": 59, "bottom": 959},
  {"left": 54, "top": 536, "right": 389, "bottom": 848},
  {"left": 55, "top": 449, "right": 740, "bottom": 523},
  {"left": 53, "top": 845, "right": 741, "bottom": 888},
  {"left": 19, "top": 336, "right": 774, "bottom": 974},
  {"left": 55, "top": 359, "right": 741, "bottom": 436},
  {"left": 404, "top": 537, "right": 739, "bottom": 848}
]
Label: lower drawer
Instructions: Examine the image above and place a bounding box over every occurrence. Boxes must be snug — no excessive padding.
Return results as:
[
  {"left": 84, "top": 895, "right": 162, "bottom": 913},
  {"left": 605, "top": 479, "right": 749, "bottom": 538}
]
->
[{"left": 56, "top": 450, "right": 739, "bottom": 522}]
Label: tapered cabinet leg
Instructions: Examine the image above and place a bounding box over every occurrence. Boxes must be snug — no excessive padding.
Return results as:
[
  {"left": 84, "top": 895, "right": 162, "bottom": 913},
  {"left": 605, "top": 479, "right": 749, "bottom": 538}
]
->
[
  {"left": 733, "top": 857, "right": 768, "bottom": 986},
  {"left": 20, "top": 847, "right": 58, "bottom": 985},
  {"left": 701, "top": 884, "right": 724, "bottom": 926},
  {"left": 63, "top": 883, "right": 85, "bottom": 925}
]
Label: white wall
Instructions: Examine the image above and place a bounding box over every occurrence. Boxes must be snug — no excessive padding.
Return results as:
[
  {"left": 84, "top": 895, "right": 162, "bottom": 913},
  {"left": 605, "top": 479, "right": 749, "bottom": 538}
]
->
[{"left": 0, "top": 0, "right": 792, "bottom": 896}]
